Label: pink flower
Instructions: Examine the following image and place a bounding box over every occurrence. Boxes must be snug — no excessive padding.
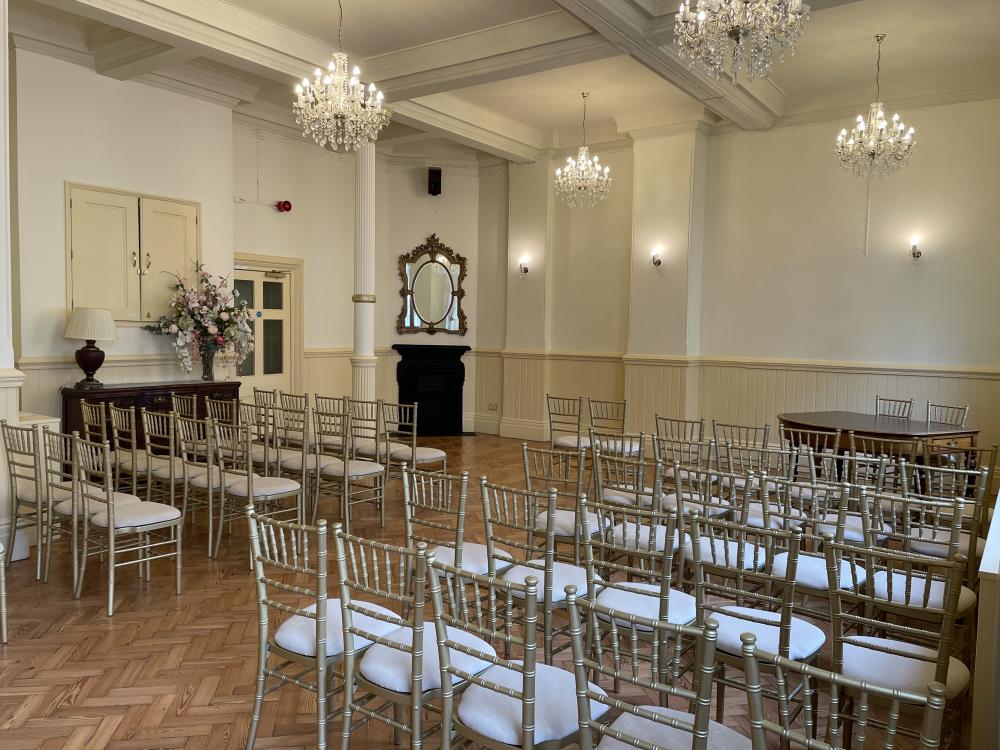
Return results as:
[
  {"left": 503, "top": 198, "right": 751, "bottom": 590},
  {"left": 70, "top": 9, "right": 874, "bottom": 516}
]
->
[
  {"left": 220, "top": 312, "right": 230, "bottom": 321},
  {"left": 207, "top": 325, "right": 219, "bottom": 335},
  {"left": 168, "top": 324, "right": 179, "bottom": 334},
  {"left": 215, "top": 336, "right": 225, "bottom": 346}
]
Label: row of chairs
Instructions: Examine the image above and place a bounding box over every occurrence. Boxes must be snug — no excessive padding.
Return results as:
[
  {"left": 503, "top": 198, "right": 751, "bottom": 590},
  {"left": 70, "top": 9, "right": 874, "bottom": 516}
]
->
[{"left": 246, "top": 458, "right": 961, "bottom": 749}]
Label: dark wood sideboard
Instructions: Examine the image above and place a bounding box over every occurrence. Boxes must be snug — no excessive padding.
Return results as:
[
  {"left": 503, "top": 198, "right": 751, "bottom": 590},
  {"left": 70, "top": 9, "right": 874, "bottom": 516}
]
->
[{"left": 61, "top": 380, "right": 240, "bottom": 446}]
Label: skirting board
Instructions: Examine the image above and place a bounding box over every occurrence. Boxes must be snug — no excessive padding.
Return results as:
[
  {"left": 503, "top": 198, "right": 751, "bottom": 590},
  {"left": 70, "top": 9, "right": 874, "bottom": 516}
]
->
[{"left": 499, "top": 417, "right": 546, "bottom": 442}]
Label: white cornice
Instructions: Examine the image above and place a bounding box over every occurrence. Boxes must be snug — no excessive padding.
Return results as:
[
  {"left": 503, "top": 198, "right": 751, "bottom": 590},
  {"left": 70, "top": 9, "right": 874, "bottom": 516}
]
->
[
  {"left": 136, "top": 59, "right": 260, "bottom": 108},
  {"left": 9, "top": 5, "right": 94, "bottom": 68},
  {"left": 231, "top": 116, "right": 349, "bottom": 159}
]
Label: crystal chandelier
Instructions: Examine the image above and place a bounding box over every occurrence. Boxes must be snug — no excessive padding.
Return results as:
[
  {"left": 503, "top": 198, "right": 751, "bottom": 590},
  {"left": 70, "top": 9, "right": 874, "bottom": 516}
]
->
[
  {"left": 554, "top": 93, "right": 612, "bottom": 209},
  {"left": 292, "top": 0, "right": 390, "bottom": 151},
  {"left": 835, "top": 34, "right": 915, "bottom": 179},
  {"left": 674, "top": 0, "right": 810, "bottom": 81}
]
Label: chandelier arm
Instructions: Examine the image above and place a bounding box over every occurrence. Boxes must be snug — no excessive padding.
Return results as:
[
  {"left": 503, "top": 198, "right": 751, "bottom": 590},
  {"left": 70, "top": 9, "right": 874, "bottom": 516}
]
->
[
  {"left": 581, "top": 92, "right": 588, "bottom": 147},
  {"left": 337, "top": 0, "right": 344, "bottom": 52}
]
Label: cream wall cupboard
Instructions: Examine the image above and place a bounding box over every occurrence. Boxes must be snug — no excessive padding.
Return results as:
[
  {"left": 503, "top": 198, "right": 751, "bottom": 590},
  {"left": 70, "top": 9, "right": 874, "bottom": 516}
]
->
[{"left": 67, "top": 185, "right": 200, "bottom": 323}]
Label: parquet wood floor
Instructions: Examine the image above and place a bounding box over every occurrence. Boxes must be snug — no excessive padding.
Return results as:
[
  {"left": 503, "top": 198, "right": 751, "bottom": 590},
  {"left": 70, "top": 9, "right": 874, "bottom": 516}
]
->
[{"left": 0, "top": 435, "right": 969, "bottom": 749}]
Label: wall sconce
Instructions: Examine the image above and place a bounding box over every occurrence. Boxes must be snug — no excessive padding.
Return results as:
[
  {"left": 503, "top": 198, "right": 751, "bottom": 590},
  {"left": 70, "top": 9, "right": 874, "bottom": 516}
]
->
[
  {"left": 650, "top": 248, "right": 662, "bottom": 267},
  {"left": 517, "top": 256, "right": 530, "bottom": 275},
  {"left": 910, "top": 236, "right": 922, "bottom": 260}
]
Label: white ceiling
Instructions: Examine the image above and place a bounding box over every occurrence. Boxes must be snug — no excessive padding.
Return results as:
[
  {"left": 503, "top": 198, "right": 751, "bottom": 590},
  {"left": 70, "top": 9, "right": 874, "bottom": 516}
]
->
[{"left": 220, "top": 0, "right": 558, "bottom": 58}]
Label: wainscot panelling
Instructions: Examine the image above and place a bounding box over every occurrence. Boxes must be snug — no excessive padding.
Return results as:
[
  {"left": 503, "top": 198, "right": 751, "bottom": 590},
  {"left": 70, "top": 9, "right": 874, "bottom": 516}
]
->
[
  {"left": 474, "top": 349, "right": 503, "bottom": 434},
  {"left": 695, "top": 358, "right": 1000, "bottom": 447},
  {"left": 623, "top": 356, "right": 692, "bottom": 433},
  {"left": 499, "top": 351, "right": 548, "bottom": 440},
  {"left": 0, "top": 369, "right": 27, "bottom": 548},
  {"left": 17, "top": 354, "right": 201, "bottom": 420},
  {"left": 303, "top": 348, "right": 353, "bottom": 397}
]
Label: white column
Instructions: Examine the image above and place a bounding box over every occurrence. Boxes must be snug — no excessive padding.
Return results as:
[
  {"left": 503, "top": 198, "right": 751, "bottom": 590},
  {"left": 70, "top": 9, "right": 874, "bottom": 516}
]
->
[{"left": 351, "top": 141, "right": 377, "bottom": 400}]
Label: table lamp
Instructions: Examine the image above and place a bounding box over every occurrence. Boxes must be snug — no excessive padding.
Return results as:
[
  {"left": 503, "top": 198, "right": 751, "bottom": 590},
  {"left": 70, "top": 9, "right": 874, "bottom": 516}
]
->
[{"left": 64, "top": 307, "right": 117, "bottom": 389}]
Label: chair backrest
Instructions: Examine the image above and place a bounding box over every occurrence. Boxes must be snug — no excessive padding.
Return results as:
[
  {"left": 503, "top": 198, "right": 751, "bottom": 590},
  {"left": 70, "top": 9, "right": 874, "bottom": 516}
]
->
[
  {"left": 403, "top": 467, "right": 470, "bottom": 563},
  {"left": 42, "top": 428, "right": 76, "bottom": 514},
  {"left": 253, "top": 387, "right": 278, "bottom": 407},
  {"left": 278, "top": 391, "right": 309, "bottom": 411},
  {"left": 867, "top": 490, "right": 965, "bottom": 562},
  {"left": 141, "top": 409, "right": 175, "bottom": 460},
  {"left": 688, "top": 513, "right": 803, "bottom": 659},
  {"left": 273, "top": 403, "right": 312, "bottom": 453},
  {"left": 848, "top": 433, "right": 917, "bottom": 490},
  {"left": 522, "top": 443, "right": 587, "bottom": 533},
  {"left": 926, "top": 401, "right": 969, "bottom": 427},
  {"left": 567, "top": 588, "right": 720, "bottom": 750},
  {"left": 546, "top": 395, "right": 583, "bottom": 449},
  {"left": 769, "top": 478, "right": 849, "bottom": 551},
  {"left": 592, "top": 448, "right": 663, "bottom": 510},
  {"left": 480, "top": 480, "right": 557, "bottom": 583},
  {"left": 587, "top": 398, "right": 627, "bottom": 434},
  {"left": 1, "top": 420, "right": 43, "bottom": 503},
  {"left": 674, "top": 465, "right": 740, "bottom": 519},
  {"left": 80, "top": 400, "right": 108, "bottom": 443},
  {"left": 741, "top": 633, "right": 947, "bottom": 750},
  {"left": 426, "top": 555, "right": 537, "bottom": 749},
  {"left": 721, "top": 442, "right": 797, "bottom": 483},
  {"left": 712, "top": 419, "right": 769, "bottom": 449},
  {"left": 780, "top": 426, "right": 843, "bottom": 483},
  {"left": 652, "top": 436, "right": 716, "bottom": 471},
  {"left": 654, "top": 414, "right": 704, "bottom": 442},
  {"left": 175, "top": 415, "right": 214, "bottom": 478},
  {"left": 381, "top": 401, "right": 418, "bottom": 460},
  {"left": 247, "top": 507, "right": 328, "bottom": 681},
  {"left": 875, "top": 395, "right": 913, "bottom": 418},
  {"left": 170, "top": 392, "right": 198, "bottom": 419},
  {"left": 349, "top": 399, "right": 384, "bottom": 459},
  {"left": 314, "top": 396, "right": 350, "bottom": 458},
  {"left": 214, "top": 421, "right": 254, "bottom": 480},
  {"left": 108, "top": 404, "right": 140, "bottom": 460},
  {"left": 825, "top": 540, "right": 965, "bottom": 690},
  {"left": 74, "top": 435, "right": 119, "bottom": 523},
  {"left": 589, "top": 427, "right": 646, "bottom": 460},
  {"left": 205, "top": 397, "right": 239, "bottom": 424}
]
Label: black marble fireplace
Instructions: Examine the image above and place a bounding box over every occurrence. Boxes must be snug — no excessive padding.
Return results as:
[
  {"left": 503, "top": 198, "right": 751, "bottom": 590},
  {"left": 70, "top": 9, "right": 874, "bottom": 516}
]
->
[{"left": 392, "top": 344, "right": 471, "bottom": 436}]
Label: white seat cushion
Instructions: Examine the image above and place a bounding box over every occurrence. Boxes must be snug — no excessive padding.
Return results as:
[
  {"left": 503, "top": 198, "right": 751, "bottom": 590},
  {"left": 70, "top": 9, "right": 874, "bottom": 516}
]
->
[
  {"left": 535, "top": 509, "right": 600, "bottom": 537},
  {"left": 842, "top": 636, "right": 970, "bottom": 700},
  {"left": 597, "top": 706, "right": 751, "bottom": 750},
  {"left": 746, "top": 502, "right": 805, "bottom": 530},
  {"left": 502, "top": 560, "right": 593, "bottom": 602},
  {"left": 457, "top": 661, "right": 608, "bottom": 745},
  {"left": 816, "top": 512, "right": 889, "bottom": 543},
  {"left": 55, "top": 491, "right": 142, "bottom": 516},
  {"left": 666, "top": 492, "right": 729, "bottom": 516},
  {"left": 602, "top": 486, "right": 655, "bottom": 507},
  {"left": 712, "top": 605, "right": 826, "bottom": 661},
  {"left": 320, "top": 458, "right": 385, "bottom": 479},
  {"left": 683, "top": 536, "right": 764, "bottom": 570},
  {"left": 596, "top": 583, "right": 697, "bottom": 627},
  {"left": 554, "top": 434, "right": 590, "bottom": 450},
  {"left": 91, "top": 501, "right": 181, "bottom": 530},
  {"left": 274, "top": 600, "right": 399, "bottom": 657},
  {"left": 772, "top": 552, "right": 865, "bottom": 591},
  {"left": 228, "top": 476, "right": 300, "bottom": 498},
  {"left": 118, "top": 453, "right": 175, "bottom": 474},
  {"left": 430, "top": 542, "right": 513, "bottom": 575},
  {"left": 664, "top": 466, "right": 694, "bottom": 481},
  {"left": 872, "top": 570, "right": 977, "bottom": 613},
  {"left": 611, "top": 522, "right": 680, "bottom": 552},
  {"left": 149, "top": 456, "right": 185, "bottom": 480},
  {"left": 908, "top": 528, "right": 985, "bottom": 560},
  {"left": 355, "top": 439, "right": 408, "bottom": 459},
  {"left": 359, "top": 625, "right": 495, "bottom": 693},
  {"left": 190, "top": 468, "right": 247, "bottom": 490},
  {"left": 17, "top": 479, "right": 72, "bottom": 504},
  {"left": 597, "top": 437, "right": 642, "bottom": 455},
  {"left": 249, "top": 445, "right": 296, "bottom": 464},
  {"left": 280, "top": 453, "right": 337, "bottom": 471},
  {"left": 389, "top": 445, "right": 447, "bottom": 464}
]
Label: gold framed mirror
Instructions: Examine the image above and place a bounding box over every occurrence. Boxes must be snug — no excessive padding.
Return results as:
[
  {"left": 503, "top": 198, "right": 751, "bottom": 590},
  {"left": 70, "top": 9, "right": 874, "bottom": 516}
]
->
[{"left": 396, "top": 234, "right": 468, "bottom": 335}]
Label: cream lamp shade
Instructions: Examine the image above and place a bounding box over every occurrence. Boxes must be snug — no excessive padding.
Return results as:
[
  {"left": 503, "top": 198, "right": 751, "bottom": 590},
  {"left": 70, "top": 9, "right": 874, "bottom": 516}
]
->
[{"left": 64, "top": 307, "right": 117, "bottom": 342}]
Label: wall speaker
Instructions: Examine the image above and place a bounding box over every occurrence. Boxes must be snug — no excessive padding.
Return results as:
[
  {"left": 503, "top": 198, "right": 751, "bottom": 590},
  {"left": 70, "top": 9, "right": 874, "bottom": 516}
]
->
[{"left": 428, "top": 167, "right": 442, "bottom": 196}]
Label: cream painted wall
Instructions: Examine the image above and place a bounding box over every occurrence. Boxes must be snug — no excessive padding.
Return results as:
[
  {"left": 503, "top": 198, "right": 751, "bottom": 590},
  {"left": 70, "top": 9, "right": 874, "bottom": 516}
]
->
[
  {"left": 475, "top": 164, "right": 509, "bottom": 351},
  {"left": 701, "top": 98, "right": 1000, "bottom": 367},
  {"left": 506, "top": 159, "right": 552, "bottom": 352},
  {"left": 14, "top": 50, "right": 234, "bottom": 362},
  {"left": 232, "top": 126, "right": 355, "bottom": 348}
]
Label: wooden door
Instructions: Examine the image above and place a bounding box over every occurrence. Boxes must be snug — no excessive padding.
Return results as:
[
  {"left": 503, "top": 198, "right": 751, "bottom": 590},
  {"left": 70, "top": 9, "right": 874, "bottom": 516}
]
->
[
  {"left": 233, "top": 269, "right": 291, "bottom": 397},
  {"left": 139, "top": 197, "right": 199, "bottom": 323}
]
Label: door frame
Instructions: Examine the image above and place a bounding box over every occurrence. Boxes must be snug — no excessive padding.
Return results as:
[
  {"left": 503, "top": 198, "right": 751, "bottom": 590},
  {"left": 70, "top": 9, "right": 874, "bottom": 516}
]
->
[{"left": 234, "top": 252, "right": 305, "bottom": 393}]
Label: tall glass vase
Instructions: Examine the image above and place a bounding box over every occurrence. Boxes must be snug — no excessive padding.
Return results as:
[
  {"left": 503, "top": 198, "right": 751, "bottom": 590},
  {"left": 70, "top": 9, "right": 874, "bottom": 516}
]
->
[{"left": 200, "top": 348, "right": 215, "bottom": 381}]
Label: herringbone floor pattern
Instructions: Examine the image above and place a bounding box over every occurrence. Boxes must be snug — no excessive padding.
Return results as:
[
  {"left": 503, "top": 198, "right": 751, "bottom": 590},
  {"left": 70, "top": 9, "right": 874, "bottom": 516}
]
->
[{"left": 0, "top": 435, "right": 968, "bottom": 748}]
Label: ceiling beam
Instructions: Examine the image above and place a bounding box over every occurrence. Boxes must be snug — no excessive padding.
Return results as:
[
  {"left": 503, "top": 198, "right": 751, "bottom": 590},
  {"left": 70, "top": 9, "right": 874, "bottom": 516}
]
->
[
  {"left": 89, "top": 28, "right": 196, "bottom": 79},
  {"left": 550, "top": 0, "right": 787, "bottom": 129}
]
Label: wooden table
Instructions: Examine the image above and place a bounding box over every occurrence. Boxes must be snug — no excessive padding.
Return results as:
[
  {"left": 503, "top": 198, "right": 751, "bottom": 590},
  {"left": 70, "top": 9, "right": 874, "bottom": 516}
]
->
[{"left": 777, "top": 410, "right": 979, "bottom": 449}]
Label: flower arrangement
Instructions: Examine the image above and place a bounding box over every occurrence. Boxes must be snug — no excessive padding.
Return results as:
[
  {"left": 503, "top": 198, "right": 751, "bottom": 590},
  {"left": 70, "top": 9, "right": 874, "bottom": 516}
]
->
[{"left": 144, "top": 263, "right": 254, "bottom": 380}]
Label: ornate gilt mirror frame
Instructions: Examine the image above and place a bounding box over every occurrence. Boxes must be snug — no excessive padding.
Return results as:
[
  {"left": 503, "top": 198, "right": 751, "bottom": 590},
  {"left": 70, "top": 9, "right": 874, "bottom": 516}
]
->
[{"left": 396, "top": 233, "right": 468, "bottom": 335}]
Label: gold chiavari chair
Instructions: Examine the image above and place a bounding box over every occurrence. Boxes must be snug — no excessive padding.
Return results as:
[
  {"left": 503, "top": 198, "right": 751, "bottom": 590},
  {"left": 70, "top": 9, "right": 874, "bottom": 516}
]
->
[
  {"left": 588, "top": 398, "right": 640, "bottom": 457},
  {"left": 427, "top": 556, "right": 610, "bottom": 750},
  {"left": 567, "top": 591, "right": 745, "bottom": 750},
  {"left": 334, "top": 531, "right": 495, "bottom": 750},
  {"left": 277, "top": 392, "right": 310, "bottom": 448},
  {"left": 0, "top": 541, "right": 5, "bottom": 642},
  {"left": 241, "top": 401, "right": 280, "bottom": 476},
  {"left": 212, "top": 421, "right": 303, "bottom": 557},
  {"left": 403, "top": 466, "right": 510, "bottom": 577},
  {"left": 244, "top": 509, "right": 398, "bottom": 750},
  {"left": 741, "top": 633, "right": 946, "bottom": 750},
  {"left": 273, "top": 402, "right": 318, "bottom": 498},
  {"left": 547, "top": 394, "right": 589, "bottom": 452},
  {"left": 205, "top": 397, "right": 239, "bottom": 424},
  {"left": 141, "top": 409, "right": 183, "bottom": 506},
  {"left": 592, "top": 446, "right": 662, "bottom": 509},
  {"left": 578, "top": 497, "right": 693, "bottom": 687},
  {"left": 382, "top": 402, "right": 447, "bottom": 479},
  {"left": 652, "top": 435, "right": 717, "bottom": 484},
  {"left": 174, "top": 414, "right": 220, "bottom": 554},
  {"left": 253, "top": 387, "right": 278, "bottom": 408},
  {"left": 170, "top": 392, "right": 198, "bottom": 419},
  {"left": 824, "top": 540, "right": 969, "bottom": 748},
  {"left": 654, "top": 414, "right": 705, "bottom": 442},
  {"left": 712, "top": 419, "right": 770, "bottom": 450},
  {"left": 688, "top": 511, "right": 825, "bottom": 722},
  {"left": 848, "top": 432, "right": 917, "bottom": 491},
  {"left": 875, "top": 395, "right": 914, "bottom": 418},
  {"left": 522, "top": 443, "right": 590, "bottom": 563},
  {"left": 314, "top": 397, "right": 387, "bottom": 532},
  {"left": 673, "top": 464, "right": 734, "bottom": 519},
  {"left": 109, "top": 404, "right": 150, "bottom": 495},
  {"left": 780, "top": 425, "right": 845, "bottom": 484},
  {"left": 351, "top": 398, "right": 401, "bottom": 464},
  {"left": 589, "top": 426, "right": 645, "bottom": 460},
  {"left": 927, "top": 401, "right": 969, "bottom": 428},
  {"left": 483, "top": 480, "right": 585, "bottom": 665},
  {"left": 73, "top": 434, "right": 183, "bottom": 616},
  {"left": 1, "top": 421, "right": 47, "bottom": 579}
]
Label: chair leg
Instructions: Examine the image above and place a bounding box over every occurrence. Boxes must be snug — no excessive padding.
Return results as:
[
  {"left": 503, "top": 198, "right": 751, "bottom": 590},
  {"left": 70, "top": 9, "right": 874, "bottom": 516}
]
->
[
  {"left": 0, "top": 554, "right": 7, "bottom": 644},
  {"left": 316, "top": 657, "right": 328, "bottom": 750},
  {"left": 3, "top": 515, "right": 14, "bottom": 567},
  {"left": 340, "top": 656, "right": 355, "bottom": 750},
  {"left": 107, "top": 538, "right": 116, "bottom": 617},
  {"left": 246, "top": 644, "right": 268, "bottom": 750},
  {"left": 175, "top": 524, "right": 183, "bottom": 596},
  {"left": 74, "top": 538, "right": 89, "bottom": 599},
  {"left": 715, "top": 663, "right": 727, "bottom": 723}
]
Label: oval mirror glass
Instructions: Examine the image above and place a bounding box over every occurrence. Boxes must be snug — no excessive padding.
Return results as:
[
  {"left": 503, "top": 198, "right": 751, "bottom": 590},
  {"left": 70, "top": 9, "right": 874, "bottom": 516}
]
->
[{"left": 411, "top": 260, "right": 453, "bottom": 324}]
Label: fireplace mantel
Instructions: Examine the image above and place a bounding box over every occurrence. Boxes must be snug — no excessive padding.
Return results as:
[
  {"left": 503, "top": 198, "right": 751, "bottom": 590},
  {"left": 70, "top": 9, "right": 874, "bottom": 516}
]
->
[{"left": 392, "top": 344, "right": 470, "bottom": 436}]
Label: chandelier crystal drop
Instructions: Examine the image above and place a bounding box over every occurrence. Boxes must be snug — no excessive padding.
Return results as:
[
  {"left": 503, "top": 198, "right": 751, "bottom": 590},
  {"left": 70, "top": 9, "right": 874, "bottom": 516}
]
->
[
  {"left": 674, "top": 0, "right": 810, "bottom": 82},
  {"left": 835, "top": 34, "right": 915, "bottom": 179},
  {"left": 554, "top": 93, "right": 612, "bottom": 209},
  {"left": 292, "top": 0, "right": 390, "bottom": 151}
]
